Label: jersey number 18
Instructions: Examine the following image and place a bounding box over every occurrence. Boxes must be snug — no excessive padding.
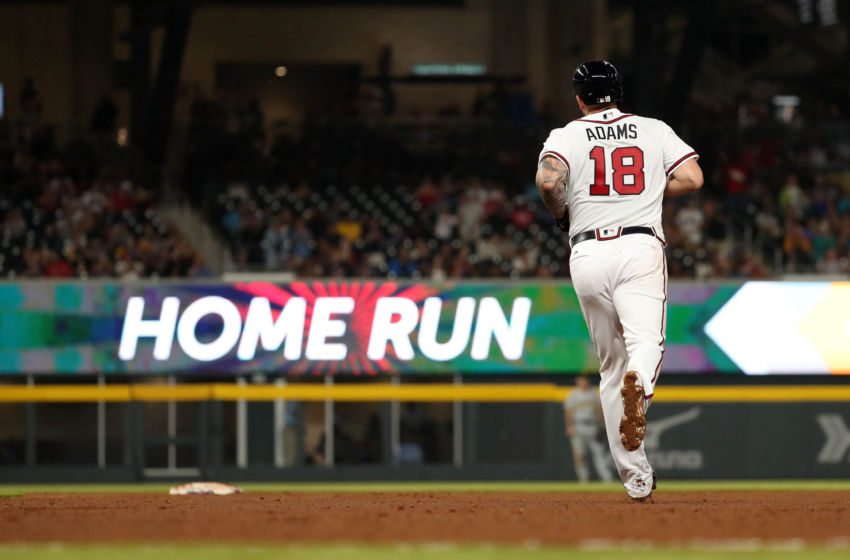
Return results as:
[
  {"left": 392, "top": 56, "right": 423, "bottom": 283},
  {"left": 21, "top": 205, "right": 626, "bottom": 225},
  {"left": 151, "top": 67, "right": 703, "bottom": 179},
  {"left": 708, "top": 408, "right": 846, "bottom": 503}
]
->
[{"left": 588, "top": 146, "right": 645, "bottom": 196}]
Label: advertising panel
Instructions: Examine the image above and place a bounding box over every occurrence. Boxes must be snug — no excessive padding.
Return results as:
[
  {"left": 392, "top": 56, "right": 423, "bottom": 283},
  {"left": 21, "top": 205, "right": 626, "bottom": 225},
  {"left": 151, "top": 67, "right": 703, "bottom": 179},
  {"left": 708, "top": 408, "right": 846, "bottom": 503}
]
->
[
  {"left": 637, "top": 402, "right": 850, "bottom": 479},
  {"left": 0, "top": 280, "right": 846, "bottom": 375},
  {"left": 704, "top": 282, "right": 850, "bottom": 375}
]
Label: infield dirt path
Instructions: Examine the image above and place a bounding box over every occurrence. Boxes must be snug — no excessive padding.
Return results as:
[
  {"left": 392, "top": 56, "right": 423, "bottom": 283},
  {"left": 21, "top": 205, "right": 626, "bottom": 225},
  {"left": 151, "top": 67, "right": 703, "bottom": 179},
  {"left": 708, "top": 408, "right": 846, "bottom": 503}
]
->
[{"left": 2, "top": 491, "right": 850, "bottom": 544}]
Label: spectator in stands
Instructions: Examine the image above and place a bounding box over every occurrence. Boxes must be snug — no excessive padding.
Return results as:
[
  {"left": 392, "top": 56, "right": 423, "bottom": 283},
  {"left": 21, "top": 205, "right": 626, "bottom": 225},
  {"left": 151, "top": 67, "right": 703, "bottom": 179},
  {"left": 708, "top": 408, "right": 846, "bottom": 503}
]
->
[
  {"left": 783, "top": 222, "right": 815, "bottom": 273},
  {"left": 0, "top": 135, "right": 205, "bottom": 279},
  {"left": 817, "top": 248, "right": 843, "bottom": 274},
  {"left": 675, "top": 198, "right": 704, "bottom": 248},
  {"left": 779, "top": 174, "right": 808, "bottom": 220},
  {"left": 10, "top": 85, "right": 850, "bottom": 282}
]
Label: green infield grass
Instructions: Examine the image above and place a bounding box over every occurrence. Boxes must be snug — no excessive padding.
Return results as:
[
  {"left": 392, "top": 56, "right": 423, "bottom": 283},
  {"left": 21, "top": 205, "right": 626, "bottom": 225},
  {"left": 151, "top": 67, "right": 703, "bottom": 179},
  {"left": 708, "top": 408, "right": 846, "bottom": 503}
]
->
[
  {"left": 1, "top": 543, "right": 850, "bottom": 560},
  {"left": 2, "top": 479, "right": 850, "bottom": 497}
]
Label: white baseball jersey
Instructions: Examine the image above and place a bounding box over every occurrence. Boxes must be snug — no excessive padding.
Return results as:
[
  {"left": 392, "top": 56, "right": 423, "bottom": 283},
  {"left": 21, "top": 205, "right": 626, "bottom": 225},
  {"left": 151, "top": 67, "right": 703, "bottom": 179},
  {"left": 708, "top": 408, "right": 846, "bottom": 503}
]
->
[{"left": 539, "top": 108, "right": 698, "bottom": 239}]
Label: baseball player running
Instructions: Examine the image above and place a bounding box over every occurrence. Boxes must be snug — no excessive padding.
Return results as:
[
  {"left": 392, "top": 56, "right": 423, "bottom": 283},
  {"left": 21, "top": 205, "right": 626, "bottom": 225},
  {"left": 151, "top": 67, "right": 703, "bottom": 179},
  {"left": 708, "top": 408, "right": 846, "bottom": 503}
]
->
[
  {"left": 535, "top": 60, "right": 703, "bottom": 501},
  {"left": 564, "top": 375, "right": 614, "bottom": 483}
]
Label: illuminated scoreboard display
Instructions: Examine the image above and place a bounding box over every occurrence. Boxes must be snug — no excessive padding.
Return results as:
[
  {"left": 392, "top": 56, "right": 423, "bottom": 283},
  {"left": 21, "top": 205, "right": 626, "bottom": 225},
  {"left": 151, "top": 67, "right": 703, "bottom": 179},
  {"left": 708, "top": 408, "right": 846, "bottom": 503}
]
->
[{"left": 0, "top": 281, "right": 847, "bottom": 375}]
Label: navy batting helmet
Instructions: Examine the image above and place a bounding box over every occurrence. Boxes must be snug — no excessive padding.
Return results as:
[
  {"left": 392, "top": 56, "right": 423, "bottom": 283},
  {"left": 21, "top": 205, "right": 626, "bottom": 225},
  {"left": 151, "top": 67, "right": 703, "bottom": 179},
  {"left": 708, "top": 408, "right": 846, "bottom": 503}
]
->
[{"left": 572, "top": 60, "right": 622, "bottom": 106}]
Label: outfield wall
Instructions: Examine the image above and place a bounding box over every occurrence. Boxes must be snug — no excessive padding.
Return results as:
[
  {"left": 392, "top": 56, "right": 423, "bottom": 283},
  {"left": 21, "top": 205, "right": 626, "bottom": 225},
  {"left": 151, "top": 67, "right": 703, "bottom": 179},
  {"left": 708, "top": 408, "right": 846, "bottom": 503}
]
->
[{"left": 1, "top": 384, "right": 849, "bottom": 482}]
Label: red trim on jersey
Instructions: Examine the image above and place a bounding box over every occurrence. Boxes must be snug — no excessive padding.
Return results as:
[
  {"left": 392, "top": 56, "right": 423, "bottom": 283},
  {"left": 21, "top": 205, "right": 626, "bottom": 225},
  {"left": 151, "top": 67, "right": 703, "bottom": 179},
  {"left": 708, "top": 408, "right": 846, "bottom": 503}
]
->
[
  {"left": 644, "top": 393, "right": 654, "bottom": 400},
  {"left": 651, "top": 255, "right": 668, "bottom": 384},
  {"left": 540, "top": 150, "right": 570, "bottom": 170},
  {"left": 577, "top": 114, "right": 634, "bottom": 124},
  {"left": 665, "top": 152, "right": 698, "bottom": 176}
]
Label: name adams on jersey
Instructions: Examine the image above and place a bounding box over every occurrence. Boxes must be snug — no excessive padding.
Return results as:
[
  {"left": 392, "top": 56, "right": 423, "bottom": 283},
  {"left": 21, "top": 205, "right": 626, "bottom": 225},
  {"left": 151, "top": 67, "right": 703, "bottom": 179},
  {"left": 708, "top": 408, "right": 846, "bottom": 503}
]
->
[
  {"left": 585, "top": 123, "right": 638, "bottom": 142},
  {"left": 538, "top": 107, "right": 698, "bottom": 239}
]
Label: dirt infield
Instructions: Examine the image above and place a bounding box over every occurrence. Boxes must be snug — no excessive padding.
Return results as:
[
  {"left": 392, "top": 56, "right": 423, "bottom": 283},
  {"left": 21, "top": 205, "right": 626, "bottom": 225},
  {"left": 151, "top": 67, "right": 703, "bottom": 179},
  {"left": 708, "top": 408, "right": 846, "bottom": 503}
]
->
[{"left": 2, "top": 491, "right": 849, "bottom": 544}]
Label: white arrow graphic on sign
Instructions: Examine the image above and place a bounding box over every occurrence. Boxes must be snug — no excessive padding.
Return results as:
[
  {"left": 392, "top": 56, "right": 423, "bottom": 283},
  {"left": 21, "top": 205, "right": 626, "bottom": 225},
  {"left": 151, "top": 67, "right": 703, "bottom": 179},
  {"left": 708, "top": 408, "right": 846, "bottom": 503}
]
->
[
  {"left": 704, "top": 282, "right": 830, "bottom": 374},
  {"left": 816, "top": 414, "right": 850, "bottom": 464}
]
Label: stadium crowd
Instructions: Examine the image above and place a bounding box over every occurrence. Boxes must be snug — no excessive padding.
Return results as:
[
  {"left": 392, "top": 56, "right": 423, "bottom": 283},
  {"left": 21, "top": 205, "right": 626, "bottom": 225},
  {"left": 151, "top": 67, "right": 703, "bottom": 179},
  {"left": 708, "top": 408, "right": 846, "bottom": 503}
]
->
[
  {"left": 2, "top": 81, "right": 849, "bottom": 280},
  {"left": 204, "top": 93, "right": 850, "bottom": 280},
  {"left": 0, "top": 83, "right": 209, "bottom": 279}
]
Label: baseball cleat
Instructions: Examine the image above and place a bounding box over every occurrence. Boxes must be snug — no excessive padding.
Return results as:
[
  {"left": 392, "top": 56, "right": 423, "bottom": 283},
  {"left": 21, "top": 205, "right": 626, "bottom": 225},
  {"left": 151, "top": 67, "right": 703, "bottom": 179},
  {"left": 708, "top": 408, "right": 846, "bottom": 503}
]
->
[
  {"left": 629, "top": 473, "right": 657, "bottom": 503},
  {"left": 619, "top": 371, "right": 646, "bottom": 451}
]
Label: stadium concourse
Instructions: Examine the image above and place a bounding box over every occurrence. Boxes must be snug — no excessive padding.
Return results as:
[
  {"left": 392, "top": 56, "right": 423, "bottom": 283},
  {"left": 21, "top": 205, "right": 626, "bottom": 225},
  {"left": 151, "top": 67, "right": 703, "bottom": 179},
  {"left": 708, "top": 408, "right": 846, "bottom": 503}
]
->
[{"left": 2, "top": 89, "right": 850, "bottom": 280}]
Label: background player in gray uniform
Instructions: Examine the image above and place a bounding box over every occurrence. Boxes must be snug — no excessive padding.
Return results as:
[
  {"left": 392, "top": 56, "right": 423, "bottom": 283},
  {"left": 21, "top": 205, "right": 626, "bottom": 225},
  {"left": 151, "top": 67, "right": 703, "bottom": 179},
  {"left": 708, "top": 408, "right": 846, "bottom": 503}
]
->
[
  {"left": 564, "top": 375, "right": 614, "bottom": 483},
  {"left": 535, "top": 60, "right": 703, "bottom": 501}
]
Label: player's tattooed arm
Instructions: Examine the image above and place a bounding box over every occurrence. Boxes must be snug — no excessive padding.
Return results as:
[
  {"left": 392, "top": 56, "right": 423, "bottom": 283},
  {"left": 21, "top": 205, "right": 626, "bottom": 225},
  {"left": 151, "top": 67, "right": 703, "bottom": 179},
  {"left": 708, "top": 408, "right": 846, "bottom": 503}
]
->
[{"left": 535, "top": 156, "right": 568, "bottom": 219}]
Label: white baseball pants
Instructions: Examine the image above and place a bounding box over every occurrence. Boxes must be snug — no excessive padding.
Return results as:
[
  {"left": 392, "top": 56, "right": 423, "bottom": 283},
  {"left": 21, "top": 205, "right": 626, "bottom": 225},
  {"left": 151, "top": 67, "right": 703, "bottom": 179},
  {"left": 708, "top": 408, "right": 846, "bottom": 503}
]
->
[{"left": 569, "top": 233, "right": 667, "bottom": 498}]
